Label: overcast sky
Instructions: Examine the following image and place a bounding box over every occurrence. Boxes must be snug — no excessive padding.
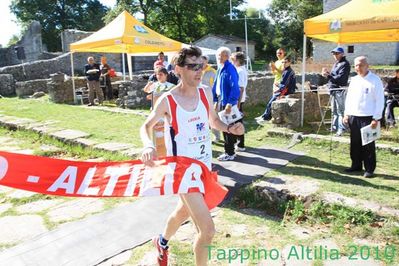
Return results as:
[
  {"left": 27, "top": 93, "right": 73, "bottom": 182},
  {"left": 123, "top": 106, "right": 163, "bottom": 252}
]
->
[{"left": 0, "top": 0, "right": 271, "bottom": 47}]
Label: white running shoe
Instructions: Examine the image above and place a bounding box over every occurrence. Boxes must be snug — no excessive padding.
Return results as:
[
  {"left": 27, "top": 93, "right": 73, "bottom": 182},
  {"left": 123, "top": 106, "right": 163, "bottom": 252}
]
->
[
  {"left": 235, "top": 146, "right": 246, "bottom": 152},
  {"left": 217, "top": 153, "right": 236, "bottom": 161}
]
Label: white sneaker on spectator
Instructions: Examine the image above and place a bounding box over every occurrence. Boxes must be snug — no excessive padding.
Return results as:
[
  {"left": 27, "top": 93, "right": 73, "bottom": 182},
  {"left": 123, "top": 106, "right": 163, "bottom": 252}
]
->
[
  {"left": 235, "top": 146, "right": 246, "bottom": 152},
  {"left": 217, "top": 153, "right": 236, "bottom": 161}
]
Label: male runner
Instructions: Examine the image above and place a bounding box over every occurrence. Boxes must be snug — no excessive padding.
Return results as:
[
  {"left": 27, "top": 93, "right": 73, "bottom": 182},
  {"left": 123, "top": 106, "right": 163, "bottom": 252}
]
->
[{"left": 140, "top": 46, "right": 244, "bottom": 266}]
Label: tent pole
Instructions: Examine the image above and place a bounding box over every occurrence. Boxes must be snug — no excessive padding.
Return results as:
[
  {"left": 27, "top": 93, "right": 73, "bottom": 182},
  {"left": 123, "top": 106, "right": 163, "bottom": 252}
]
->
[
  {"left": 122, "top": 53, "right": 126, "bottom": 81},
  {"left": 127, "top": 53, "right": 133, "bottom": 80},
  {"left": 70, "top": 52, "right": 76, "bottom": 104},
  {"left": 301, "top": 34, "right": 307, "bottom": 127}
]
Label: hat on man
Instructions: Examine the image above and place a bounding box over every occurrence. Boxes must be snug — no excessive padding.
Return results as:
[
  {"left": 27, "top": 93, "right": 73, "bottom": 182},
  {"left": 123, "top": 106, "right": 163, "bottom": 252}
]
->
[{"left": 331, "top": 46, "right": 344, "bottom": 54}]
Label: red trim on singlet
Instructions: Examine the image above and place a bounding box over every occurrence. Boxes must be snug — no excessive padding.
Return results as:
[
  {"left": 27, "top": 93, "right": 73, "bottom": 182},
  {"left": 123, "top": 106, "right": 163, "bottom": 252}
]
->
[
  {"left": 167, "top": 94, "right": 179, "bottom": 135},
  {"left": 198, "top": 88, "right": 209, "bottom": 117}
]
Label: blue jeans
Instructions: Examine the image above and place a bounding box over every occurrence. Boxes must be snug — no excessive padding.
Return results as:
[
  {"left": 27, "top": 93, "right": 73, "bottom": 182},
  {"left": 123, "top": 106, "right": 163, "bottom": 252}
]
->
[
  {"left": 331, "top": 90, "right": 346, "bottom": 131},
  {"left": 261, "top": 93, "right": 280, "bottom": 120}
]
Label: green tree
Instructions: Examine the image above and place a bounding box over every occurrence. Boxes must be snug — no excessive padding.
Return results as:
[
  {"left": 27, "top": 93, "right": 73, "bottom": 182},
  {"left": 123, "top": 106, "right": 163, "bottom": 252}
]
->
[
  {"left": 7, "top": 35, "right": 21, "bottom": 47},
  {"left": 10, "top": 0, "right": 109, "bottom": 52},
  {"left": 268, "top": 0, "right": 323, "bottom": 58}
]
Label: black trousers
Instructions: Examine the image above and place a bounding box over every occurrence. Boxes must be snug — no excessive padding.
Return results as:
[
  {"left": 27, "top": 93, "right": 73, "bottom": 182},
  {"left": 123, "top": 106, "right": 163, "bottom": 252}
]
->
[
  {"left": 348, "top": 116, "right": 376, "bottom": 173},
  {"left": 236, "top": 103, "right": 245, "bottom": 148},
  {"left": 221, "top": 104, "right": 237, "bottom": 156}
]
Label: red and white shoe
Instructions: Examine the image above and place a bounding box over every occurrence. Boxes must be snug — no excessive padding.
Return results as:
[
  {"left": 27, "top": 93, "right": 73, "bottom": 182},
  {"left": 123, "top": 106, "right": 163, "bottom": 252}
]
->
[{"left": 152, "top": 235, "right": 169, "bottom": 266}]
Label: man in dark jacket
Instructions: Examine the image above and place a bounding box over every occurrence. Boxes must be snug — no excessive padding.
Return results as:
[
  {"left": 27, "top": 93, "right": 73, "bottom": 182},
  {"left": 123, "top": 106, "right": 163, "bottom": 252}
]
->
[
  {"left": 322, "top": 46, "right": 351, "bottom": 136},
  {"left": 212, "top": 47, "right": 240, "bottom": 161},
  {"left": 85, "top": 57, "right": 103, "bottom": 106},
  {"left": 258, "top": 57, "right": 296, "bottom": 122},
  {"left": 385, "top": 69, "right": 399, "bottom": 127}
]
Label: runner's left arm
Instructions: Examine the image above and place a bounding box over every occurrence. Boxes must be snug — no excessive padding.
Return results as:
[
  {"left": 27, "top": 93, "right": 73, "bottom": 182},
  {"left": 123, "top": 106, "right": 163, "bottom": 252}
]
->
[{"left": 204, "top": 87, "right": 244, "bottom": 136}]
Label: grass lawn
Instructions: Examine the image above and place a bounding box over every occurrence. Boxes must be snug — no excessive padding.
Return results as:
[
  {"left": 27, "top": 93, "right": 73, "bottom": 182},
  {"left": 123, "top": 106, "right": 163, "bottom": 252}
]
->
[{"left": 0, "top": 96, "right": 147, "bottom": 146}]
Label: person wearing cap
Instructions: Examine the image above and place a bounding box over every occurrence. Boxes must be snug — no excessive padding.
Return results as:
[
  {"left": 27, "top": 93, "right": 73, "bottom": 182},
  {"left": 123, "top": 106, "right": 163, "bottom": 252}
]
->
[{"left": 322, "top": 46, "right": 351, "bottom": 136}]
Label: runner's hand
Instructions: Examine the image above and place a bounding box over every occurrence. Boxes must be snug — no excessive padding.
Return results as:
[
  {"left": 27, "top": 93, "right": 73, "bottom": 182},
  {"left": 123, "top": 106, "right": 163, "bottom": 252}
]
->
[
  {"left": 141, "top": 147, "right": 157, "bottom": 167},
  {"left": 229, "top": 123, "right": 245, "bottom": 135}
]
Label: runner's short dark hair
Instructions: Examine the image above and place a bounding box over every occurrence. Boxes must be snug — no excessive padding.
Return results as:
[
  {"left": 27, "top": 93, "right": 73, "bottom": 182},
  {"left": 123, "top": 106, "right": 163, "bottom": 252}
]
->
[{"left": 175, "top": 46, "right": 202, "bottom": 67}]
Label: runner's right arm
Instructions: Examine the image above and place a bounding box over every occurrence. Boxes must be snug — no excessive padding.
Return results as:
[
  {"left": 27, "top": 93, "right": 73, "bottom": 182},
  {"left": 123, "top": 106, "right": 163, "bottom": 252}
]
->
[{"left": 140, "top": 95, "right": 169, "bottom": 166}]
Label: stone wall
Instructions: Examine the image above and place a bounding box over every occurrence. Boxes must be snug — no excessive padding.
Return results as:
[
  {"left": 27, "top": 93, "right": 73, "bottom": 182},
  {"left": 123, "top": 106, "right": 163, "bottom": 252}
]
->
[
  {"left": 245, "top": 73, "right": 325, "bottom": 106},
  {"left": 47, "top": 74, "right": 74, "bottom": 104},
  {"left": 0, "top": 74, "right": 15, "bottom": 97},
  {"left": 115, "top": 77, "right": 150, "bottom": 109},
  {"left": 0, "top": 21, "right": 44, "bottom": 67},
  {"left": 0, "top": 52, "right": 124, "bottom": 82},
  {"left": 61, "top": 29, "right": 93, "bottom": 52},
  {"left": 313, "top": 41, "right": 399, "bottom": 65},
  {"left": 15, "top": 79, "right": 49, "bottom": 97}
]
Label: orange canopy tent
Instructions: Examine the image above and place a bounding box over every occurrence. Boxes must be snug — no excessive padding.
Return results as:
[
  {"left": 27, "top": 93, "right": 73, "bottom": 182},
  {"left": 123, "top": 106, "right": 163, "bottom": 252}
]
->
[{"left": 299, "top": 0, "right": 399, "bottom": 126}]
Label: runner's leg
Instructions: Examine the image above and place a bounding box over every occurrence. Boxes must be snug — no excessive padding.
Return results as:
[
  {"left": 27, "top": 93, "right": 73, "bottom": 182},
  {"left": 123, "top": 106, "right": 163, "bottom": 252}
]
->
[
  {"left": 162, "top": 198, "right": 190, "bottom": 240},
  {"left": 181, "top": 192, "right": 215, "bottom": 266}
]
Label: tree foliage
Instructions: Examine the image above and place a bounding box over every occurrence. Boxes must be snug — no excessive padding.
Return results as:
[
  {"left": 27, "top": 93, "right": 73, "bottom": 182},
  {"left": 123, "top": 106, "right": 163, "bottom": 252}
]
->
[
  {"left": 268, "top": 0, "right": 323, "bottom": 58},
  {"left": 10, "top": 0, "right": 109, "bottom": 52}
]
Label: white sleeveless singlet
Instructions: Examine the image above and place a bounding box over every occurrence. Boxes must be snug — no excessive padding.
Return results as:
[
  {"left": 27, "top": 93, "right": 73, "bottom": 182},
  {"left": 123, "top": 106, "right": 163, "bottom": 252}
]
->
[{"left": 164, "top": 88, "right": 212, "bottom": 170}]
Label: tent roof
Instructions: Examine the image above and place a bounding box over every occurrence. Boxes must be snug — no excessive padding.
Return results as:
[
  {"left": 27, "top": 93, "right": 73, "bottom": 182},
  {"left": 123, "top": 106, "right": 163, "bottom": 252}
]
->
[
  {"left": 70, "top": 11, "right": 182, "bottom": 53},
  {"left": 304, "top": 0, "right": 399, "bottom": 43}
]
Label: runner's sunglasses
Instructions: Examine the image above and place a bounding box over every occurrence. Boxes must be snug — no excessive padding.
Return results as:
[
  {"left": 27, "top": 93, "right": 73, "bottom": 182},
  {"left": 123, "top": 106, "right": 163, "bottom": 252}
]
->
[{"left": 184, "top": 63, "right": 204, "bottom": 71}]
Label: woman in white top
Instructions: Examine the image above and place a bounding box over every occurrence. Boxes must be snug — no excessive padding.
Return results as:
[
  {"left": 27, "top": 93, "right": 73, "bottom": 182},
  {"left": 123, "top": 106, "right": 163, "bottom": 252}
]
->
[{"left": 143, "top": 67, "right": 175, "bottom": 106}]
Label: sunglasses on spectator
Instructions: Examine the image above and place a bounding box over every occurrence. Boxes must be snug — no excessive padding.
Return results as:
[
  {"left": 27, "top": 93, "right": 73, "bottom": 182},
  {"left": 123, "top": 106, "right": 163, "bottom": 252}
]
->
[{"left": 184, "top": 63, "right": 204, "bottom": 71}]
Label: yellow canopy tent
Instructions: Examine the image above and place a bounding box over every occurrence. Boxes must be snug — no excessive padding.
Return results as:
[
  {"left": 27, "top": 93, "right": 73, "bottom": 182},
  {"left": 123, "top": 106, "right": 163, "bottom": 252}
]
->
[
  {"left": 304, "top": 0, "right": 399, "bottom": 43},
  {"left": 298, "top": 0, "right": 399, "bottom": 126},
  {"left": 69, "top": 11, "right": 184, "bottom": 102},
  {"left": 70, "top": 10, "right": 183, "bottom": 53}
]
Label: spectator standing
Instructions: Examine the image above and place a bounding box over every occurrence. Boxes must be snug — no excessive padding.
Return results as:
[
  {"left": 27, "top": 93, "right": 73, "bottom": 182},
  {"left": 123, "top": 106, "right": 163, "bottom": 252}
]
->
[
  {"left": 85, "top": 57, "right": 103, "bottom": 106},
  {"left": 201, "top": 55, "right": 219, "bottom": 142},
  {"left": 343, "top": 56, "right": 384, "bottom": 178},
  {"left": 100, "top": 56, "right": 113, "bottom": 100},
  {"left": 270, "top": 48, "right": 286, "bottom": 90},
  {"left": 322, "top": 46, "right": 351, "bottom": 136},
  {"left": 257, "top": 57, "right": 296, "bottom": 121},
  {"left": 384, "top": 69, "right": 399, "bottom": 127},
  {"left": 154, "top": 51, "right": 169, "bottom": 70},
  {"left": 231, "top": 52, "right": 248, "bottom": 151},
  {"left": 212, "top": 47, "right": 240, "bottom": 161}
]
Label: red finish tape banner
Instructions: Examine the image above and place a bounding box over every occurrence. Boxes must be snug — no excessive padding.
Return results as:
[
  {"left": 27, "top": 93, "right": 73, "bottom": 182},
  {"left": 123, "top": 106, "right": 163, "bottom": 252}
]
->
[{"left": 0, "top": 151, "right": 227, "bottom": 209}]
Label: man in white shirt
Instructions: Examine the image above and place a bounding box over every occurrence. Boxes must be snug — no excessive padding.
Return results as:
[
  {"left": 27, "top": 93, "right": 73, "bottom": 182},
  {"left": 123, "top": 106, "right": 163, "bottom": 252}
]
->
[{"left": 343, "top": 56, "right": 384, "bottom": 178}]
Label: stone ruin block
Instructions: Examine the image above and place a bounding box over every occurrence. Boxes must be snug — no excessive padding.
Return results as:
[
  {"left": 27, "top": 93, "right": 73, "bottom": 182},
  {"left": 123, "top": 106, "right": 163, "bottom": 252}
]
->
[
  {"left": 15, "top": 79, "right": 49, "bottom": 97},
  {"left": 0, "top": 74, "right": 15, "bottom": 96},
  {"left": 115, "top": 77, "right": 149, "bottom": 109}
]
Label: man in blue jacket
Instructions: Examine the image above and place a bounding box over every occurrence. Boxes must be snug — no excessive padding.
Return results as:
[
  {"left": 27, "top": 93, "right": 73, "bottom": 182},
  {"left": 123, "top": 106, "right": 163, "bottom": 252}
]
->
[
  {"left": 322, "top": 46, "right": 351, "bottom": 136},
  {"left": 212, "top": 47, "right": 240, "bottom": 161},
  {"left": 258, "top": 57, "right": 297, "bottom": 122}
]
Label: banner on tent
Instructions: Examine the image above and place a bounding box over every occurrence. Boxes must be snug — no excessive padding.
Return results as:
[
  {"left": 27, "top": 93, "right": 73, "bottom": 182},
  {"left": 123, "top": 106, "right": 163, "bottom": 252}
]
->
[{"left": 0, "top": 151, "right": 227, "bottom": 209}]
